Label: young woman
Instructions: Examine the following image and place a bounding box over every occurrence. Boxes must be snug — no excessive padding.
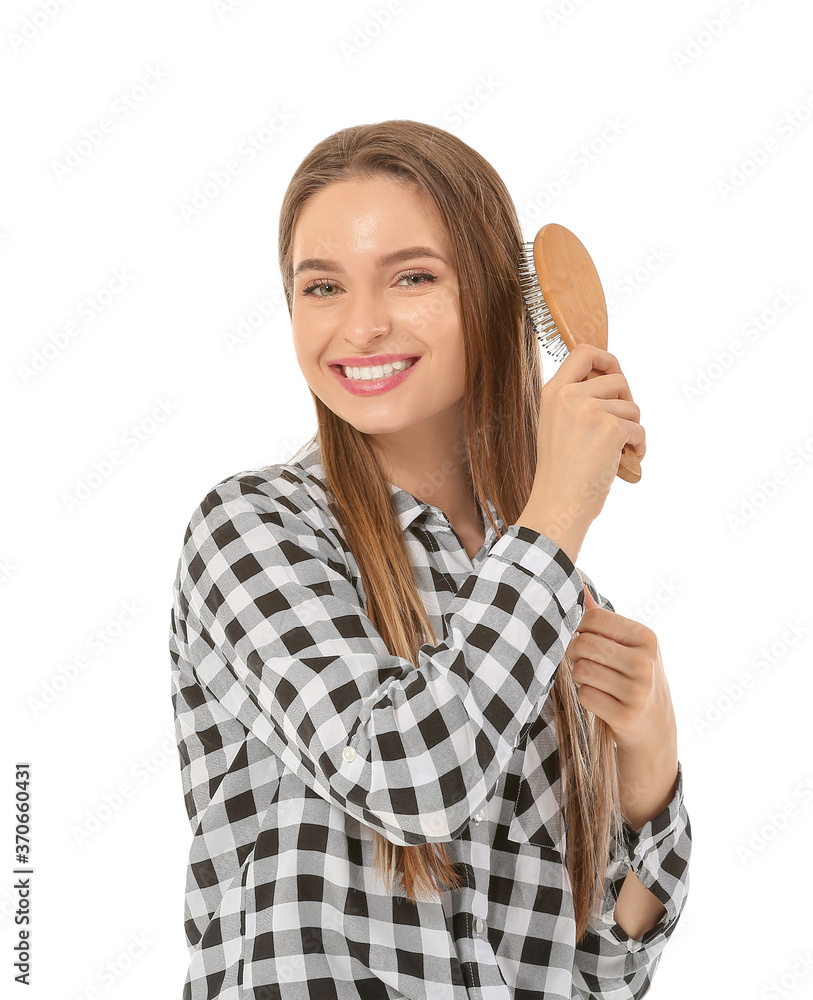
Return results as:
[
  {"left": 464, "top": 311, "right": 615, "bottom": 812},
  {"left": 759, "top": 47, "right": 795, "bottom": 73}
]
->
[{"left": 169, "top": 120, "right": 691, "bottom": 1000}]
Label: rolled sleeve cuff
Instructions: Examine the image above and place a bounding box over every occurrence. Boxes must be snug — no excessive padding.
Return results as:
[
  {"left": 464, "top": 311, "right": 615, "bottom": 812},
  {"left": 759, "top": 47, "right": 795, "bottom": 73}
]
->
[
  {"left": 592, "top": 761, "right": 692, "bottom": 957},
  {"left": 487, "top": 524, "right": 585, "bottom": 632}
]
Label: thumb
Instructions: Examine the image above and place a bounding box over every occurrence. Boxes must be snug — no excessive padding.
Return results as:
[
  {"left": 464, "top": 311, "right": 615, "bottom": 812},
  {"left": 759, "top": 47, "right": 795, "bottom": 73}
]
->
[{"left": 583, "top": 585, "right": 599, "bottom": 610}]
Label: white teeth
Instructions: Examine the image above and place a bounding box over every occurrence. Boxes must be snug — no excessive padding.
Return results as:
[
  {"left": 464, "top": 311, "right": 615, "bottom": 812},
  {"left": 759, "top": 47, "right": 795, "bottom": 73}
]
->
[{"left": 342, "top": 358, "right": 416, "bottom": 381}]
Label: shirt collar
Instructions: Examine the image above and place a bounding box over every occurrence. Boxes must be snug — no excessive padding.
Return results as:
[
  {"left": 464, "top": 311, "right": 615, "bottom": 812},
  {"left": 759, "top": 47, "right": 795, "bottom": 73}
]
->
[{"left": 290, "top": 436, "right": 502, "bottom": 537}]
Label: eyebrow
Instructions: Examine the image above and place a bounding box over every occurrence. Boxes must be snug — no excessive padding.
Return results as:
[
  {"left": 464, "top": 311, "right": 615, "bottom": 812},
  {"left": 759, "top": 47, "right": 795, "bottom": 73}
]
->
[{"left": 293, "top": 245, "right": 447, "bottom": 278}]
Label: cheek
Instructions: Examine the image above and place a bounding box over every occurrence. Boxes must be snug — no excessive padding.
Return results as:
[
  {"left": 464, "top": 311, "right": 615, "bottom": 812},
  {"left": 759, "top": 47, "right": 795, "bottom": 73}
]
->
[{"left": 402, "top": 286, "right": 459, "bottom": 333}]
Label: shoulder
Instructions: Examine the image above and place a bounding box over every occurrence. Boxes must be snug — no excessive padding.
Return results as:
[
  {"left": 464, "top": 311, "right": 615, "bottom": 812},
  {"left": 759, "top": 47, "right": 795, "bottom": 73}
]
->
[
  {"left": 179, "top": 454, "right": 352, "bottom": 570},
  {"left": 189, "top": 459, "right": 331, "bottom": 531}
]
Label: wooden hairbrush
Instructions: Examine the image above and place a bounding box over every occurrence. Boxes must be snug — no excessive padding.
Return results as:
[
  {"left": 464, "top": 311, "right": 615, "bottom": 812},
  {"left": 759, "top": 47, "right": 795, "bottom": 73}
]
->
[{"left": 519, "top": 223, "right": 642, "bottom": 484}]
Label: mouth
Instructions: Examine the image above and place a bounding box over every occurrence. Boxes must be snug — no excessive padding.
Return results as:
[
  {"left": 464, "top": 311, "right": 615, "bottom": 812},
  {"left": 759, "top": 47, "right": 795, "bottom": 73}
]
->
[
  {"left": 330, "top": 357, "right": 420, "bottom": 380},
  {"left": 327, "top": 355, "right": 422, "bottom": 396}
]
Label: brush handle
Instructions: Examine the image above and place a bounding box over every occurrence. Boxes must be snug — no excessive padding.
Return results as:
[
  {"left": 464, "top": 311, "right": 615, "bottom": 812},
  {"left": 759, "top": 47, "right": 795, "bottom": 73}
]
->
[
  {"left": 584, "top": 370, "right": 641, "bottom": 483},
  {"left": 617, "top": 445, "right": 642, "bottom": 484}
]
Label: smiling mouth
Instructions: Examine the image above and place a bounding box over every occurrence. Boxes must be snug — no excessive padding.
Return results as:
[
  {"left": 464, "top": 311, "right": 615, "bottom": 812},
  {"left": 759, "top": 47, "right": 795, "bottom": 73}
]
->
[{"left": 332, "top": 357, "right": 420, "bottom": 380}]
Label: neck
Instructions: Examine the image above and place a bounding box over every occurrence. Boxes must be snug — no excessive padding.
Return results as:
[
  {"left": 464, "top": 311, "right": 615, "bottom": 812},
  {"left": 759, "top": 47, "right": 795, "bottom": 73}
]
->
[{"left": 367, "top": 400, "right": 479, "bottom": 524}]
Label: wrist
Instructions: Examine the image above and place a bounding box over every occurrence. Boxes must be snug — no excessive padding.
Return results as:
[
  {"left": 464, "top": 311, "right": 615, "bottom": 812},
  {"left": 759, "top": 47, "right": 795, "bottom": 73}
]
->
[
  {"left": 516, "top": 489, "right": 589, "bottom": 566},
  {"left": 616, "top": 746, "right": 679, "bottom": 832}
]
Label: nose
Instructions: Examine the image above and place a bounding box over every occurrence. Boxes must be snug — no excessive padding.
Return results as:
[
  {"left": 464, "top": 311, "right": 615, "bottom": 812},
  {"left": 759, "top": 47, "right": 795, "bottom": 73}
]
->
[{"left": 342, "top": 286, "right": 393, "bottom": 350}]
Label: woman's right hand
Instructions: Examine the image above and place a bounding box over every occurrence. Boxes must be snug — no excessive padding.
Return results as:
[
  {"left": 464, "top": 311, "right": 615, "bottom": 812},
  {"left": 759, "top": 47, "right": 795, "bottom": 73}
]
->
[{"left": 529, "top": 342, "right": 646, "bottom": 542}]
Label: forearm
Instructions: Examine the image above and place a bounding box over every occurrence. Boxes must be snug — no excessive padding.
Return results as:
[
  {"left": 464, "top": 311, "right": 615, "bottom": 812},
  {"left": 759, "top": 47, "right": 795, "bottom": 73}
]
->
[{"left": 617, "top": 743, "right": 679, "bottom": 831}]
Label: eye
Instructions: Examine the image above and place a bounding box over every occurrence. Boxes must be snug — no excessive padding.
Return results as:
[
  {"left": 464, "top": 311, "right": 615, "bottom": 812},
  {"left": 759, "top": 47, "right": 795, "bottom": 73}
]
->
[
  {"left": 301, "top": 279, "right": 340, "bottom": 298},
  {"left": 396, "top": 270, "right": 437, "bottom": 287},
  {"left": 300, "top": 270, "right": 437, "bottom": 298}
]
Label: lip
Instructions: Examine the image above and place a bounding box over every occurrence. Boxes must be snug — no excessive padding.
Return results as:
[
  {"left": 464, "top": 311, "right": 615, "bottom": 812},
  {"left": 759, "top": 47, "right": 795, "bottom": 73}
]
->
[
  {"left": 329, "top": 353, "right": 420, "bottom": 367},
  {"left": 328, "top": 356, "right": 422, "bottom": 396}
]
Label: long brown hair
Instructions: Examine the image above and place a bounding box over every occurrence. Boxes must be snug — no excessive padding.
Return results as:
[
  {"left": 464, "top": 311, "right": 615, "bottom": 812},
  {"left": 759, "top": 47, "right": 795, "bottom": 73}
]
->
[{"left": 277, "top": 120, "right": 623, "bottom": 943}]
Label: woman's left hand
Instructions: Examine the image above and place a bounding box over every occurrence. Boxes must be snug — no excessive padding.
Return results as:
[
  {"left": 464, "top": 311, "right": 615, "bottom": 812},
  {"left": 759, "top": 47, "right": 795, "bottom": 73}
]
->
[{"left": 567, "top": 587, "right": 677, "bottom": 760}]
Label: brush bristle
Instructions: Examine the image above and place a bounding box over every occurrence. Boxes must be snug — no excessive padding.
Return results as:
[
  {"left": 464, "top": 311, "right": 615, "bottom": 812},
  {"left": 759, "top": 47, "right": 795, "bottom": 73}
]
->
[{"left": 519, "top": 241, "right": 569, "bottom": 362}]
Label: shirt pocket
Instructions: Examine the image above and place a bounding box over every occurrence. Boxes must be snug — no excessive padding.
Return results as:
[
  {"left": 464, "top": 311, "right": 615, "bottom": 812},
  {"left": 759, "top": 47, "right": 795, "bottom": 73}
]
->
[{"left": 504, "top": 698, "right": 567, "bottom": 857}]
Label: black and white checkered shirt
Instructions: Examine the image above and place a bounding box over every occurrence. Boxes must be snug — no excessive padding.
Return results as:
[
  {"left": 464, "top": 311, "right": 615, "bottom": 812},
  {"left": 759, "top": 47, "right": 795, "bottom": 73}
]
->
[{"left": 168, "top": 436, "right": 691, "bottom": 999}]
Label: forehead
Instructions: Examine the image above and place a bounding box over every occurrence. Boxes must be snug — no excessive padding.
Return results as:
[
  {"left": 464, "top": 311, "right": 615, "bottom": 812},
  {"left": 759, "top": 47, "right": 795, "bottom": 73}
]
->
[{"left": 292, "top": 176, "right": 448, "bottom": 258}]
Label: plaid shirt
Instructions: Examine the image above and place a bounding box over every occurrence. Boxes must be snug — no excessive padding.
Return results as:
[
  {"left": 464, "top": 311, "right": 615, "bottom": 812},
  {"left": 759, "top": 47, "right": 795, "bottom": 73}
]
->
[{"left": 168, "top": 436, "right": 691, "bottom": 1000}]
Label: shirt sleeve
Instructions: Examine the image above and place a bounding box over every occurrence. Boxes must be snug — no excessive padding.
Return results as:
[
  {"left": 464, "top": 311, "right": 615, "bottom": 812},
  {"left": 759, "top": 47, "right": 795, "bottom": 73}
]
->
[
  {"left": 571, "top": 572, "right": 692, "bottom": 999},
  {"left": 170, "top": 471, "right": 587, "bottom": 847}
]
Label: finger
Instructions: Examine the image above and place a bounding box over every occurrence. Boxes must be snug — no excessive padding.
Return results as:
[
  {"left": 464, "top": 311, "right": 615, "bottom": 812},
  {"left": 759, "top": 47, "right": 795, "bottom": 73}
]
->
[
  {"left": 560, "top": 343, "right": 624, "bottom": 381},
  {"left": 570, "top": 371, "right": 635, "bottom": 403},
  {"left": 570, "top": 631, "right": 639, "bottom": 681},
  {"left": 615, "top": 417, "right": 646, "bottom": 461},
  {"left": 566, "top": 389, "right": 646, "bottom": 460},
  {"left": 571, "top": 657, "right": 637, "bottom": 701},
  {"left": 577, "top": 607, "right": 645, "bottom": 649},
  {"left": 583, "top": 586, "right": 599, "bottom": 610},
  {"left": 593, "top": 399, "right": 640, "bottom": 423},
  {"left": 576, "top": 683, "right": 627, "bottom": 731}
]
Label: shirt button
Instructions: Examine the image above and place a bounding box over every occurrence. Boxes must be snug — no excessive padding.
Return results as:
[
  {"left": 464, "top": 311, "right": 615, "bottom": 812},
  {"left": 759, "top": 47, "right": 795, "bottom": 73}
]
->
[
  {"left": 474, "top": 810, "right": 485, "bottom": 824},
  {"left": 474, "top": 917, "right": 484, "bottom": 935},
  {"left": 342, "top": 746, "right": 357, "bottom": 762}
]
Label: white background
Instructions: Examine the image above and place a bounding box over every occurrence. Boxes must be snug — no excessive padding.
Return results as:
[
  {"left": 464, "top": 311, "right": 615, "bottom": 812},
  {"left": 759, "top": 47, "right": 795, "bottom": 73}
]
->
[{"left": 3, "top": 1, "right": 812, "bottom": 997}]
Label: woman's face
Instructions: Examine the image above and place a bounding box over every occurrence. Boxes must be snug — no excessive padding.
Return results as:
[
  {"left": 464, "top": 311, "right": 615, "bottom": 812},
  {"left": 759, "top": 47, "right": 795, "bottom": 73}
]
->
[{"left": 290, "top": 174, "right": 466, "bottom": 441}]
